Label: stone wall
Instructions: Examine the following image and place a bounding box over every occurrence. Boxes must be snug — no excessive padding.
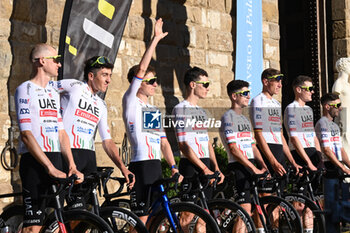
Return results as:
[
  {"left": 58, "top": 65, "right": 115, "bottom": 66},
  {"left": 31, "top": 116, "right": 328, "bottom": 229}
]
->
[
  {"left": 0, "top": 0, "right": 280, "bottom": 210},
  {"left": 331, "top": 0, "right": 350, "bottom": 77}
]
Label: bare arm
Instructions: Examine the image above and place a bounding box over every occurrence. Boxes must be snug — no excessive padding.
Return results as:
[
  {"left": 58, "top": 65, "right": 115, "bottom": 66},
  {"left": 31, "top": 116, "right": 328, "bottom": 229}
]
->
[
  {"left": 323, "top": 147, "right": 350, "bottom": 174},
  {"left": 161, "top": 138, "right": 183, "bottom": 181},
  {"left": 136, "top": 18, "right": 168, "bottom": 78},
  {"left": 21, "top": 130, "right": 66, "bottom": 178},
  {"left": 102, "top": 139, "right": 135, "bottom": 188},
  {"left": 290, "top": 136, "right": 317, "bottom": 171},
  {"left": 341, "top": 148, "right": 350, "bottom": 169},
  {"left": 254, "top": 130, "right": 286, "bottom": 176},
  {"left": 208, "top": 141, "right": 224, "bottom": 184},
  {"left": 59, "top": 130, "right": 84, "bottom": 182},
  {"left": 281, "top": 133, "right": 301, "bottom": 173}
]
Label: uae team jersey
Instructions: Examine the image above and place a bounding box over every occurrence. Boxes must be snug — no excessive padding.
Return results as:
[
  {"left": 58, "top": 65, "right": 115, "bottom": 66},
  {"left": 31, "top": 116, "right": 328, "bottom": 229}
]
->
[
  {"left": 15, "top": 81, "right": 64, "bottom": 154},
  {"left": 50, "top": 80, "right": 111, "bottom": 150},
  {"left": 250, "top": 92, "right": 283, "bottom": 144},
  {"left": 172, "top": 100, "right": 210, "bottom": 159},
  {"left": 315, "top": 116, "right": 342, "bottom": 161},
  {"left": 122, "top": 77, "right": 166, "bottom": 162},
  {"left": 220, "top": 109, "right": 255, "bottom": 163},
  {"left": 284, "top": 100, "right": 316, "bottom": 150}
]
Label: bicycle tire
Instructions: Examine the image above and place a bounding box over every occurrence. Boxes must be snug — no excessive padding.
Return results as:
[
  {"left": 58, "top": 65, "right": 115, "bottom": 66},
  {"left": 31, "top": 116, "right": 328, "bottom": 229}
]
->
[
  {"left": 259, "top": 195, "right": 303, "bottom": 233},
  {"left": 283, "top": 193, "right": 325, "bottom": 233},
  {"left": 149, "top": 202, "right": 220, "bottom": 233},
  {"left": 0, "top": 204, "right": 24, "bottom": 233},
  {"left": 207, "top": 199, "right": 257, "bottom": 233},
  {"left": 40, "top": 209, "right": 114, "bottom": 233},
  {"left": 99, "top": 206, "right": 148, "bottom": 233}
]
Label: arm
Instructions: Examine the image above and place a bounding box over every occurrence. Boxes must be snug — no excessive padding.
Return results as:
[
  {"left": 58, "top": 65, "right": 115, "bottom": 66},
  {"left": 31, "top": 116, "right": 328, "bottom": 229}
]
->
[
  {"left": 323, "top": 147, "right": 350, "bottom": 174},
  {"left": 136, "top": 18, "right": 168, "bottom": 78},
  {"left": 341, "top": 148, "right": 350, "bottom": 170},
  {"left": 160, "top": 138, "right": 183, "bottom": 182},
  {"left": 59, "top": 129, "right": 84, "bottom": 182},
  {"left": 252, "top": 144, "right": 269, "bottom": 172},
  {"left": 102, "top": 139, "right": 135, "bottom": 188},
  {"left": 208, "top": 141, "right": 224, "bottom": 184},
  {"left": 254, "top": 130, "right": 286, "bottom": 176},
  {"left": 290, "top": 136, "right": 317, "bottom": 170},
  {"left": 282, "top": 133, "right": 301, "bottom": 173},
  {"left": 21, "top": 130, "right": 66, "bottom": 178}
]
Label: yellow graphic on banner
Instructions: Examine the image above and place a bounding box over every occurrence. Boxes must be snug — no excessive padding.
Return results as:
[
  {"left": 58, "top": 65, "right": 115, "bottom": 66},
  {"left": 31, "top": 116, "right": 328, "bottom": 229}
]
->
[
  {"left": 98, "top": 0, "right": 115, "bottom": 20},
  {"left": 66, "top": 36, "right": 77, "bottom": 56}
]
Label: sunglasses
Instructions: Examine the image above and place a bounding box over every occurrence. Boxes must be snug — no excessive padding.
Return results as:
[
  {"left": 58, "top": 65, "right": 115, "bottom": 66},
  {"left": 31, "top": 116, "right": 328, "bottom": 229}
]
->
[
  {"left": 328, "top": 103, "right": 341, "bottom": 109},
  {"left": 300, "top": 86, "right": 314, "bottom": 92},
  {"left": 35, "top": 55, "right": 61, "bottom": 63},
  {"left": 91, "top": 56, "right": 110, "bottom": 67},
  {"left": 234, "top": 90, "right": 250, "bottom": 97},
  {"left": 195, "top": 81, "right": 210, "bottom": 88},
  {"left": 266, "top": 74, "right": 283, "bottom": 81},
  {"left": 142, "top": 77, "right": 158, "bottom": 85}
]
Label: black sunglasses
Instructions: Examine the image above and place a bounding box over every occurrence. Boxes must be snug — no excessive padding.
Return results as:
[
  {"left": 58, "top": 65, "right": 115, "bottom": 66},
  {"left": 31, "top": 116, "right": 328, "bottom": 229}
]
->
[
  {"left": 195, "top": 81, "right": 210, "bottom": 88},
  {"left": 329, "top": 103, "right": 341, "bottom": 109},
  {"left": 142, "top": 77, "right": 158, "bottom": 85}
]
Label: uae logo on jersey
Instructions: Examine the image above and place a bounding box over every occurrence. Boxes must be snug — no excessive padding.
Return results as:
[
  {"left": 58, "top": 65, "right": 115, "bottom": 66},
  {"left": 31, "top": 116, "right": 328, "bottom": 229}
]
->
[{"left": 143, "top": 110, "right": 161, "bottom": 129}]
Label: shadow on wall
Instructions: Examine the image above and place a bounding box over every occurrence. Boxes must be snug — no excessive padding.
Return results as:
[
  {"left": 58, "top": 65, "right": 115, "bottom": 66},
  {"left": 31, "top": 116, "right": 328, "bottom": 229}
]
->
[
  {"left": 155, "top": 0, "right": 190, "bottom": 153},
  {"left": 6, "top": 0, "right": 48, "bottom": 200}
]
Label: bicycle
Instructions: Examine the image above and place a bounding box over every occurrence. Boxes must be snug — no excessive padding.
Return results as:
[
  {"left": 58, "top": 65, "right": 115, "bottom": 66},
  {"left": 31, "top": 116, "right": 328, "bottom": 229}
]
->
[
  {"left": 100, "top": 171, "right": 220, "bottom": 233},
  {"left": 173, "top": 171, "right": 256, "bottom": 233},
  {"left": 1, "top": 175, "right": 114, "bottom": 233},
  {"left": 283, "top": 166, "right": 326, "bottom": 233},
  {"left": 67, "top": 166, "right": 148, "bottom": 233},
  {"left": 220, "top": 171, "right": 302, "bottom": 233}
]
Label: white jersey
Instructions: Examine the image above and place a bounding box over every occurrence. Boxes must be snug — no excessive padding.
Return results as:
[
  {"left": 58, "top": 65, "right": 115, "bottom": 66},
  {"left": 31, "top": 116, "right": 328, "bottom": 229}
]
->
[
  {"left": 250, "top": 92, "right": 283, "bottom": 144},
  {"left": 15, "top": 81, "right": 64, "bottom": 154},
  {"left": 122, "top": 77, "right": 166, "bottom": 162},
  {"left": 172, "top": 100, "right": 210, "bottom": 159},
  {"left": 220, "top": 109, "right": 255, "bottom": 163},
  {"left": 315, "top": 116, "right": 342, "bottom": 161},
  {"left": 284, "top": 100, "right": 316, "bottom": 150},
  {"left": 50, "top": 79, "right": 111, "bottom": 151}
]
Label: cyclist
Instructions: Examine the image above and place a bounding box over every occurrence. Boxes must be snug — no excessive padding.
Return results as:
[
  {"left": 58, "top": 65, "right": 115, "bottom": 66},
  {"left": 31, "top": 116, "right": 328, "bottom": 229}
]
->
[
  {"left": 250, "top": 68, "right": 301, "bottom": 178},
  {"left": 122, "top": 18, "right": 182, "bottom": 224},
  {"left": 284, "top": 75, "right": 323, "bottom": 172},
  {"left": 15, "top": 43, "right": 83, "bottom": 233},
  {"left": 220, "top": 80, "right": 268, "bottom": 233},
  {"left": 315, "top": 93, "right": 350, "bottom": 231},
  {"left": 173, "top": 66, "right": 224, "bottom": 196},
  {"left": 49, "top": 56, "right": 135, "bottom": 195}
]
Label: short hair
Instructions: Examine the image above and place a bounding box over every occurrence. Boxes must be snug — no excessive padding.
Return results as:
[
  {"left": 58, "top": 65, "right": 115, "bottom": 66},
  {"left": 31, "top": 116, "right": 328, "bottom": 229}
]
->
[
  {"left": 83, "top": 56, "right": 114, "bottom": 82},
  {"left": 292, "top": 75, "right": 313, "bottom": 88},
  {"left": 320, "top": 93, "right": 340, "bottom": 106},
  {"left": 127, "top": 65, "right": 156, "bottom": 83},
  {"left": 261, "top": 68, "right": 281, "bottom": 81},
  {"left": 183, "top": 66, "right": 208, "bottom": 86},
  {"left": 30, "top": 43, "right": 53, "bottom": 62},
  {"left": 226, "top": 80, "right": 249, "bottom": 97}
]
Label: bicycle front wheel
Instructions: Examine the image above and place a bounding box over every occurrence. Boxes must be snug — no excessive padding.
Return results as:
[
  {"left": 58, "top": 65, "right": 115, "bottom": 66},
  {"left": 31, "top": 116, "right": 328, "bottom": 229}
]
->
[
  {"left": 260, "top": 195, "right": 303, "bottom": 233},
  {"left": 41, "top": 209, "right": 114, "bottom": 233},
  {"left": 1, "top": 204, "right": 24, "bottom": 233},
  {"left": 149, "top": 202, "right": 220, "bottom": 233},
  {"left": 207, "top": 199, "right": 256, "bottom": 233},
  {"left": 99, "top": 206, "right": 148, "bottom": 233}
]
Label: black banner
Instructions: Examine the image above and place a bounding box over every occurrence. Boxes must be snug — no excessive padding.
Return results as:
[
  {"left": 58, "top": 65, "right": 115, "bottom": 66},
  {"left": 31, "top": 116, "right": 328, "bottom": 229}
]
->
[{"left": 58, "top": 0, "right": 132, "bottom": 80}]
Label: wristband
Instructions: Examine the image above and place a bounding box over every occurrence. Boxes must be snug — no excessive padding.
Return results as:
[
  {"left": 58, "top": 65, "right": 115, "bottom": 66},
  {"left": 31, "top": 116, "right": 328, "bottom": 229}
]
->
[{"left": 171, "top": 164, "right": 178, "bottom": 170}]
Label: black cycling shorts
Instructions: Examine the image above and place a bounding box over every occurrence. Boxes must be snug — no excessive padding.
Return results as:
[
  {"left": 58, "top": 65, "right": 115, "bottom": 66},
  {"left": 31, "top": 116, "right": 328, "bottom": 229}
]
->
[
  {"left": 227, "top": 160, "right": 256, "bottom": 204},
  {"left": 179, "top": 157, "right": 213, "bottom": 201},
  {"left": 291, "top": 147, "right": 323, "bottom": 168},
  {"left": 129, "top": 160, "right": 162, "bottom": 216},
  {"left": 258, "top": 143, "right": 286, "bottom": 191},
  {"left": 258, "top": 143, "right": 286, "bottom": 176},
  {"left": 63, "top": 148, "right": 97, "bottom": 176},
  {"left": 20, "top": 152, "right": 63, "bottom": 227}
]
